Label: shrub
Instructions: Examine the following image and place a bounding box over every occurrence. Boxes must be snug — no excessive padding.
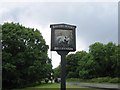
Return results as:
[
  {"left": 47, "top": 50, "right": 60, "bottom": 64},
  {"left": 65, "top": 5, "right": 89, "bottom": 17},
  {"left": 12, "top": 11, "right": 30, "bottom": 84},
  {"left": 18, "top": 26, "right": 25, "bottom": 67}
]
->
[
  {"left": 90, "top": 77, "right": 111, "bottom": 83},
  {"left": 109, "top": 78, "right": 120, "bottom": 83}
]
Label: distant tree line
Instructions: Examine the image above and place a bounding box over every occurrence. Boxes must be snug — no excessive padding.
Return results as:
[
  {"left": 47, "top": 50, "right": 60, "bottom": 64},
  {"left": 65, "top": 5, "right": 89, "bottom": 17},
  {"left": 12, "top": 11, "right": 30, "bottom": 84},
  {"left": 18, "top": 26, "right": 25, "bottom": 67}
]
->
[
  {"left": 2, "top": 23, "right": 53, "bottom": 89},
  {"left": 54, "top": 42, "right": 120, "bottom": 79}
]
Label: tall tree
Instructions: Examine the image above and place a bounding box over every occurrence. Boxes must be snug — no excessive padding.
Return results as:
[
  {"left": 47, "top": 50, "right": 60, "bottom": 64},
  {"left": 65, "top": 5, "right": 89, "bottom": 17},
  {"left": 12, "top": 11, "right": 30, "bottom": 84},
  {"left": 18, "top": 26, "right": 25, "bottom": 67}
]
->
[
  {"left": 104, "top": 42, "right": 117, "bottom": 77},
  {"left": 114, "top": 44, "right": 120, "bottom": 77},
  {"left": 78, "top": 53, "right": 96, "bottom": 79},
  {"left": 53, "top": 65, "right": 61, "bottom": 78},
  {"left": 2, "top": 22, "right": 51, "bottom": 89},
  {"left": 89, "top": 42, "right": 106, "bottom": 77},
  {"left": 89, "top": 42, "right": 118, "bottom": 77},
  {"left": 66, "top": 51, "right": 87, "bottom": 78}
]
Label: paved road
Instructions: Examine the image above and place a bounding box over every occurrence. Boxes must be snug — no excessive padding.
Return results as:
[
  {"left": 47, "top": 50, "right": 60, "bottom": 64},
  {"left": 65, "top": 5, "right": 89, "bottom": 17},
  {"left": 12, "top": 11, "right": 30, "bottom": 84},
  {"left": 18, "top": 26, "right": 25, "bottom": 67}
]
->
[{"left": 67, "top": 82, "right": 120, "bottom": 90}]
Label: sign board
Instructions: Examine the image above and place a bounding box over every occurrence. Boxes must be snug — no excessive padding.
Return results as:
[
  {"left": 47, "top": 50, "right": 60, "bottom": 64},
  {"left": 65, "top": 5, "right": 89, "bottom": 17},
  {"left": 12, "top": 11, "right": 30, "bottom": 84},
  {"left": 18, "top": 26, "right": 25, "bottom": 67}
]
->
[{"left": 50, "top": 24, "right": 76, "bottom": 51}]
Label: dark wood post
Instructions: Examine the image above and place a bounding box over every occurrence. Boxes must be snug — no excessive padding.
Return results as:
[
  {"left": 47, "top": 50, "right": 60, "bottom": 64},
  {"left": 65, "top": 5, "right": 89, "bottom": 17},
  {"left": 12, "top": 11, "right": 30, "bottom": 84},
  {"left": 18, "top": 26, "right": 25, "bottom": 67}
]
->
[{"left": 57, "top": 51, "right": 69, "bottom": 90}]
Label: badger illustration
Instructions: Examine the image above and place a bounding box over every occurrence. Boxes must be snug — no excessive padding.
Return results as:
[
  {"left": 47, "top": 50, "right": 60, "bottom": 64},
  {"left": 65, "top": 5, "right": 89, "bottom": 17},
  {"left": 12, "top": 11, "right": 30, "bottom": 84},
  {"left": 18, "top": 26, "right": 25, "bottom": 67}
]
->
[{"left": 56, "top": 35, "right": 70, "bottom": 46}]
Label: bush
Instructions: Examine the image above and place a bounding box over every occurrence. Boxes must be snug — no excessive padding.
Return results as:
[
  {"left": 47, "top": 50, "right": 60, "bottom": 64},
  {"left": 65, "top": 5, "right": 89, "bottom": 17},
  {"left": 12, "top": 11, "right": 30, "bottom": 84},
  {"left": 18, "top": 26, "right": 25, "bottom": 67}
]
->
[
  {"left": 90, "top": 77, "right": 112, "bottom": 83},
  {"left": 67, "top": 72, "right": 78, "bottom": 78},
  {"left": 109, "top": 78, "right": 120, "bottom": 83},
  {"left": 90, "top": 77, "right": 120, "bottom": 83},
  {"left": 67, "top": 77, "right": 120, "bottom": 84}
]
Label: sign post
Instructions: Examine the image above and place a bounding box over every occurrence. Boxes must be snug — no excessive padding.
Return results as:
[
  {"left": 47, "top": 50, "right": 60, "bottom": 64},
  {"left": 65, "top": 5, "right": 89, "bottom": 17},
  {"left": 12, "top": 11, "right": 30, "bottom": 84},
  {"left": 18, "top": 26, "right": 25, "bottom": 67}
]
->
[
  {"left": 57, "top": 51, "right": 68, "bottom": 90},
  {"left": 50, "top": 24, "right": 76, "bottom": 90}
]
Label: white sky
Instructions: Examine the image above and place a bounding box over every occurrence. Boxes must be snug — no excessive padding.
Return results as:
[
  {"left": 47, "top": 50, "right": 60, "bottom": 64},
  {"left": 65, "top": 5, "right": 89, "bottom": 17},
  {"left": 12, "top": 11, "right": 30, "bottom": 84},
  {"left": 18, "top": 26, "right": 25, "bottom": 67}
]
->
[
  {"left": 0, "top": 0, "right": 118, "bottom": 68},
  {"left": 0, "top": 0, "right": 119, "bottom": 2}
]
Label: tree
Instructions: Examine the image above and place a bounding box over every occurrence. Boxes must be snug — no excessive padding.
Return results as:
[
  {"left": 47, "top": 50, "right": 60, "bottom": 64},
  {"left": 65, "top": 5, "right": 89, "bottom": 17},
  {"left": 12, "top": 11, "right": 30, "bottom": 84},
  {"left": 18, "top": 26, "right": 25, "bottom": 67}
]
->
[
  {"left": 53, "top": 65, "right": 61, "bottom": 78},
  {"left": 104, "top": 42, "right": 117, "bottom": 77},
  {"left": 2, "top": 22, "right": 51, "bottom": 89},
  {"left": 113, "top": 44, "right": 120, "bottom": 77},
  {"left": 89, "top": 42, "right": 118, "bottom": 77},
  {"left": 45, "top": 58, "right": 53, "bottom": 83},
  {"left": 0, "top": 24, "right": 2, "bottom": 87},
  {"left": 89, "top": 42, "right": 106, "bottom": 77},
  {"left": 105, "top": 43, "right": 120, "bottom": 78},
  {"left": 66, "top": 53, "right": 77, "bottom": 78},
  {"left": 66, "top": 51, "right": 87, "bottom": 78},
  {"left": 78, "top": 53, "right": 96, "bottom": 79}
]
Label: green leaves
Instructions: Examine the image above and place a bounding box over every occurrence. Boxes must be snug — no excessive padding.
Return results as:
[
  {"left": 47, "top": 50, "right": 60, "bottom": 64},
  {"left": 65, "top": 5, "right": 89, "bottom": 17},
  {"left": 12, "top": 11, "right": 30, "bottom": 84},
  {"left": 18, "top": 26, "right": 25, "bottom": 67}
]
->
[
  {"left": 3, "top": 63, "right": 16, "bottom": 72},
  {"left": 2, "top": 22, "right": 52, "bottom": 89},
  {"left": 65, "top": 42, "right": 119, "bottom": 79}
]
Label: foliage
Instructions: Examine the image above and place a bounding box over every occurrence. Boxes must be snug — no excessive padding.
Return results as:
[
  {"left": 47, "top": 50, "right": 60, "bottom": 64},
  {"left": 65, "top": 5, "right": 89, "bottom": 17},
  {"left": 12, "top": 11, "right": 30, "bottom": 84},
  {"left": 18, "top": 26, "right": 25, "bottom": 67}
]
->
[
  {"left": 78, "top": 53, "right": 96, "bottom": 79},
  {"left": 53, "top": 65, "right": 61, "bottom": 78},
  {"left": 90, "top": 77, "right": 120, "bottom": 83},
  {"left": 67, "top": 77, "right": 120, "bottom": 84},
  {"left": 89, "top": 42, "right": 118, "bottom": 77},
  {"left": 90, "top": 77, "right": 112, "bottom": 83},
  {"left": 108, "top": 77, "right": 120, "bottom": 83},
  {"left": 2, "top": 22, "right": 52, "bottom": 89},
  {"left": 63, "top": 42, "right": 119, "bottom": 79},
  {"left": 66, "top": 51, "right": 87, "bottom": 78}
]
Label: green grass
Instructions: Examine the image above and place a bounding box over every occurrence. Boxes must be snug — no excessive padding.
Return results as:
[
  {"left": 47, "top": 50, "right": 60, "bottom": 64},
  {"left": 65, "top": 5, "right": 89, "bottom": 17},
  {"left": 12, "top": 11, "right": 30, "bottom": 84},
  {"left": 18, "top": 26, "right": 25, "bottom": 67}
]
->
[
  {"left": 13, "top": 83, "right": 103, "bottom": 90},
  {"left": 34, "top": 83, "right": 60, "bottom": 88},
  {"left": 12, "top": 77, "right": 120, "bottom": 90}
]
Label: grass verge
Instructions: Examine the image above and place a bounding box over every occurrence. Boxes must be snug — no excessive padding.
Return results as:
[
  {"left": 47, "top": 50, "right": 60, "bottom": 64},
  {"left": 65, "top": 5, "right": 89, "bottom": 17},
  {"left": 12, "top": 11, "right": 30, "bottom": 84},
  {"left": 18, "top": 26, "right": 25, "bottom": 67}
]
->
[{"left": 12, "top": 83, "right": 103, "bottom": 90}]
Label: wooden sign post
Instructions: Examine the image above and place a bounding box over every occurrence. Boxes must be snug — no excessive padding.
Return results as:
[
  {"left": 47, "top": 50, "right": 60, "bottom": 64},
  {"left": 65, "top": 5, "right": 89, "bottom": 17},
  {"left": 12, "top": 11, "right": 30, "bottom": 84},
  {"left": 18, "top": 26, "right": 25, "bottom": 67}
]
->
[{"left": 50, "top": 24, "right": 76, "bottom": 90}]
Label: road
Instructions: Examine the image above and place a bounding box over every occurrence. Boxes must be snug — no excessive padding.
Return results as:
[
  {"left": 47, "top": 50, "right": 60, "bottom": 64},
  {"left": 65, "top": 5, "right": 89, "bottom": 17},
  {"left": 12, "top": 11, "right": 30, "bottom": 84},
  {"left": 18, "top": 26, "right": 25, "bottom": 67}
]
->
[{"left": 67, "top": 82, "right": 120, "bottom": 90}]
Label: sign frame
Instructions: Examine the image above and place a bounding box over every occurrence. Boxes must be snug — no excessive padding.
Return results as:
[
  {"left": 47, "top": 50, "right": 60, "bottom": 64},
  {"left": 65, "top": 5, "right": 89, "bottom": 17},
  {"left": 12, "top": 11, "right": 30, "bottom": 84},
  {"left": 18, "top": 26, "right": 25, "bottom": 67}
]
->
[{"left": 50, "top": 24, "right": 76, "bottom": 51}]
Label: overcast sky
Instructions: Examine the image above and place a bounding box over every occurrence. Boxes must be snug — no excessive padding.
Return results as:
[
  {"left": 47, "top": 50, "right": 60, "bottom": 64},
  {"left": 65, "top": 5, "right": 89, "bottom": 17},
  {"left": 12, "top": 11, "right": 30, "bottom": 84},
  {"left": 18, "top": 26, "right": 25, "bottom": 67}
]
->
[{"left": 0, "top": 0, "right": 118, "bottom": 68}]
